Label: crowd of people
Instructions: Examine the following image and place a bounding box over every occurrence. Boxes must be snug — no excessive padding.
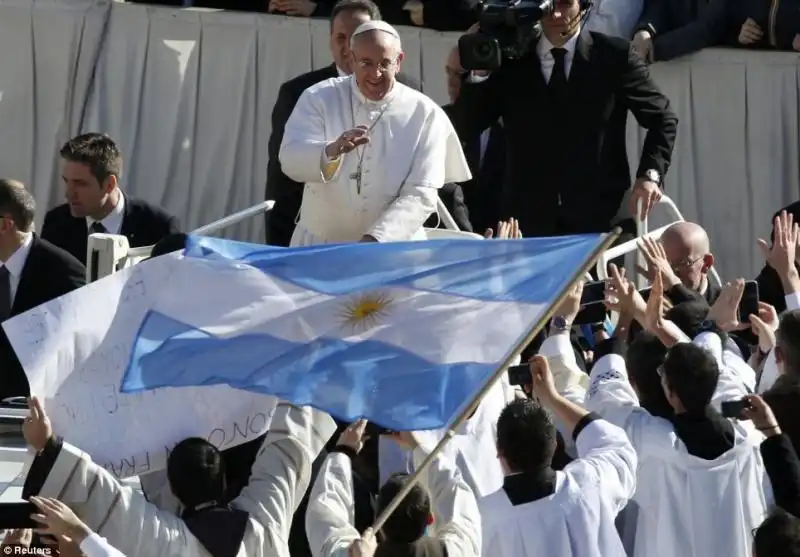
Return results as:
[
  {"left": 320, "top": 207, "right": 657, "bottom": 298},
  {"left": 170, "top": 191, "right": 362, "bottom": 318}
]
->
[
  {"left": 0, "top": 0, "right": 799, "bottom": 556},
  {"left": 125, "top": 0, "right": 800, "bottom": 55}
]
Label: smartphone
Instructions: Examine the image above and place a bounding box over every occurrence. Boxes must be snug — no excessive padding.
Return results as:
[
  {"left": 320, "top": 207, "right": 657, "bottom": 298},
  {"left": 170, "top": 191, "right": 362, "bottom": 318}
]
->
[
  {"left": 738, "top": 280, "right": 759, "bottom": 323},
  {"left": 574, "top": 281, "right": 608, "bottom": 324},
  {"left": 508, "top": 364, "right": 531, "bottom": 387},
  {"left": 721, "top": 399, "right": 752, "bottom": 419},
  {"left": 0, "top": 502, "right": 37, "bottom": 529},
  {"left": 365, "top": 422, "right": 392, "bottom": 437}
]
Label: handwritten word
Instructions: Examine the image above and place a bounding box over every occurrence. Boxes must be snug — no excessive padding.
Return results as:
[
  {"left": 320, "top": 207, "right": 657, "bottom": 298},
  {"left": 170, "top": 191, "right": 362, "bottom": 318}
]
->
[
  {"left": 101, "top": 410, "right": 272, "bottom": 478},
  {"left": 208, "top": 412, "right": 270, "bottom": 449}
]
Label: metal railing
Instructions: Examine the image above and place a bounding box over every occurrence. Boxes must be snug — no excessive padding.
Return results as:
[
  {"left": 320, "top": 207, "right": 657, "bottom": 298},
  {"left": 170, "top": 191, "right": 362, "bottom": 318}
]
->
[{"left": 596, "top": 196, "right": 723, "bottom": 288}]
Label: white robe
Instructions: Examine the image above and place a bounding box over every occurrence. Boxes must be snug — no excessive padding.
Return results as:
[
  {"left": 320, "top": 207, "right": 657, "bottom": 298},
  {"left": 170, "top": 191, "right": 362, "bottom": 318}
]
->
[
  {"left": 584, "top": 333, "right": 773, "bottom": 557},
  {"left": 279, "top": 76, "right": 471, "bottom": 246},
  {"left": 377, "top": 375, "right": 515, "bottom": 497},
  {"left": 305, "top": 446, "right": 481, "bottom": 557},
  {"left": 479, "top": 419, "right": 637, "bottom": 557},
  {"left": 32, "top": 403, "right": 336, "bottom": 557}
]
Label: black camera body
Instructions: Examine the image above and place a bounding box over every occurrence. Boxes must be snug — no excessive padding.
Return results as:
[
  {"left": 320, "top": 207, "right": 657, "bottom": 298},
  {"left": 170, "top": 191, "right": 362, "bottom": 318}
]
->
[{"left": 458, "top": 0, "right": 553, "bottom": 71}]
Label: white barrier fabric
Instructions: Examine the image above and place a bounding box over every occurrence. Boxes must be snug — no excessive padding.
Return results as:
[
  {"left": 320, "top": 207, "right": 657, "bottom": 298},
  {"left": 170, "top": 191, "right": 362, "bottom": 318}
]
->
[{"left": 1, "top": 0, "right": 799, "bottom": 280}]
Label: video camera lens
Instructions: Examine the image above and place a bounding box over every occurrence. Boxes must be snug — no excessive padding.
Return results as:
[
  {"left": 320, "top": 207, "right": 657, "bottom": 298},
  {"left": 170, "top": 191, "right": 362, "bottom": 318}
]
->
[{"left": 458, "top": 33, "right": 503, "bottom": 72}]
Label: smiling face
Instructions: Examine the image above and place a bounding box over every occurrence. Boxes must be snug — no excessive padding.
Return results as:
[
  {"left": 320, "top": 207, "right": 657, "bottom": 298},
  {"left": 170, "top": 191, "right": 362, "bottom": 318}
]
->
[{"left": 350, "top": 30, "right": 403, "bottom": 101}]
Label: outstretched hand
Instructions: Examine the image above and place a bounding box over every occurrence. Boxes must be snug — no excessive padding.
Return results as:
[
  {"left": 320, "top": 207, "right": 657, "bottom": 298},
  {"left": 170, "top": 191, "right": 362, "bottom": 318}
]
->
[{"left": 23, "top": 396, "right": 52, "bottom": 452}]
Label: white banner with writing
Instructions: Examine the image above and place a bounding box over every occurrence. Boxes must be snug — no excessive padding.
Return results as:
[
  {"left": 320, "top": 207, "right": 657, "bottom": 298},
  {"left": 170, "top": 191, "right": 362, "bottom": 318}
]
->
[{"left": 3, "top": 254, "right": 277, "bottom": 478}]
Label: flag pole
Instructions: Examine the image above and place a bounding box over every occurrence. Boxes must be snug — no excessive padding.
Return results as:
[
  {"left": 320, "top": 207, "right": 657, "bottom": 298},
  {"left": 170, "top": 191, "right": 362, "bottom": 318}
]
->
[{"left": 368, "top": 228, "right": 621, "bottom": 535}]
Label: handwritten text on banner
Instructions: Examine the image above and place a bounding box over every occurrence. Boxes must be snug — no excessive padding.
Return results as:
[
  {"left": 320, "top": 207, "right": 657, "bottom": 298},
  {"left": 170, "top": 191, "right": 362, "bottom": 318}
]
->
[{"left": 3, "top": 254, "right": 277, "bottom": 478}]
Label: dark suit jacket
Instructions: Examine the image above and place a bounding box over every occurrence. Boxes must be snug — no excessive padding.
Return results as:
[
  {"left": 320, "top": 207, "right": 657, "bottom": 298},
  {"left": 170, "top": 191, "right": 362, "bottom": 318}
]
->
[
  {"left": 40, "top": 195, "right": 180, "bottom": 266},
  {"left": 0, "top": 236, "right": 85, "bottom": 399},
  {"left": 265, "top": 65, "right": 421, "bottom": 246},
  {"left": 377, "top": 0, "right": 478, "bottom": 31},
  {"left": 423, "top": 182, "right": 473, "bottom": 232},
  {"left": 760, "top": 433, "right": 800, "bottom": 518},
  {"left": 443, "top": 104, "right": 506, "bottom": 233},
  {"left": 449, "top": 32, "right": 678, "bottom": 238}
]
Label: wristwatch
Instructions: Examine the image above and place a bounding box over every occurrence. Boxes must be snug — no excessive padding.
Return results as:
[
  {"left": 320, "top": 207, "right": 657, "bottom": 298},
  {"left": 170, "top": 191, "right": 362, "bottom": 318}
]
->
[
  {"left": 551, "top": 315, "right": 570, "bottom": 333},
  {"left": 642, "top": 169, "right": 661, "bottom": 186},
  {"left": 698, "top": 320, "right": 722, "bottom": 335}
]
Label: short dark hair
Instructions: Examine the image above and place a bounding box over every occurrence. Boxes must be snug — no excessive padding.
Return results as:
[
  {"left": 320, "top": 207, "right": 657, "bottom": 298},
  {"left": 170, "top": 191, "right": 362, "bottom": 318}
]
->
[
  {"left": 167, "top": 437, "right": 225, "bottom": 511},
  {"left": 330, "top": 0, "right": 381, "bottom": 28},
  {"left": 497, "top": 398, "right": 556, "bottom": 473},
  {"left": 150, "top": 233, "right": 188, "bottom": 259},
  {"left": 754, "top": 508, "right": 800, "bottom": 557},
  {"left": 376, "top": 473, "right": 430, "bottom": 543},
  {"left": 60, "top": 133, "right": 123, "bottom": 186},
  {"left": 665, "top": 300, "right": 711, "bottom": 339},
  {"left": 0, "top": 179, "right": 35, "bottom": 232},
  {"left": 778, "top": 310, "right": 800, "bottom": 374},
  {"left": 661, "top": 342, "right": 719, "bottom": 413},
  {"left": 626, "top": 332, "right": 672, "bottom": 419}
]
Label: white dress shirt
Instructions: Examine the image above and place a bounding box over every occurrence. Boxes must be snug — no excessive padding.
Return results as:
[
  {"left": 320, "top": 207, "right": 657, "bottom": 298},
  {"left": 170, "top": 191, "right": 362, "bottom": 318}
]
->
[
  {"left": 86, "top": 192, "right": 125, "bottom": 234},
  {"left": 536, "top": 29, "right": 581, "bottom": 82},
  {"left": 2, "top": 232, "right": 33, "bottom": 304}
]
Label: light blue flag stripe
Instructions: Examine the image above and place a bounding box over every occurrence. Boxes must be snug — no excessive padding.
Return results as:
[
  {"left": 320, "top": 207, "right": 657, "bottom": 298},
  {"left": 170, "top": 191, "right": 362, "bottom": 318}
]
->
[
  {"left": 184, "top": 234, "right": 604, "bottom": 304},
  {"left": 122, "top": 311, "right": 494, "bottom": 431},
  {"left": 124, "top": 234, "right": 606, "bottom": 430}
]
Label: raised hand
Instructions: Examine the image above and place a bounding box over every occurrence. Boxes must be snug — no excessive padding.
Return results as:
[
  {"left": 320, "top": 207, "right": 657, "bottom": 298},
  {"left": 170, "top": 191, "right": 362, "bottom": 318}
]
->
[
  {"left": 23, "top": 396, "right": 52, "bottom": 452},
  {"left": 758, "top": 211, "right": 799, "bottom": 278},
  {"left": 707, "top": 279, "right": 748, "bottom": 332}
]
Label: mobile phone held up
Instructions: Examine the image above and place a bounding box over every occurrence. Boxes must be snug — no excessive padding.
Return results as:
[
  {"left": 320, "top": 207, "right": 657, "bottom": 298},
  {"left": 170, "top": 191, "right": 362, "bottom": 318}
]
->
[
  {"left": 738, "top": 280, "right": 759, "bottom": 324},
  {"left": 721, "top": 398, "right": 752, "bottom": 419},
  {"left": 574, "top": 280, "right": 607, "bottom": 325},
  {"left": 0, "top": 502, "right": 38, "bottom": 529},
  {"left": 508, "top": 364, "right": 530, "bottom": 387}
]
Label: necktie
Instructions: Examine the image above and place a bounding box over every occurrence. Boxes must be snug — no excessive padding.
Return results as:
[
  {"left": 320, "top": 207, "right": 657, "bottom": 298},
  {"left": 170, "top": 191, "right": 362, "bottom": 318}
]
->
[
  {"left": 548, "top": 48, "right": 568, "bottom": 99},
  {"left": 90, "top": 221, "right": 107, "bottom": 234},
  {"left": 0, "top": 266, "right": 11, "bottom": 321}
]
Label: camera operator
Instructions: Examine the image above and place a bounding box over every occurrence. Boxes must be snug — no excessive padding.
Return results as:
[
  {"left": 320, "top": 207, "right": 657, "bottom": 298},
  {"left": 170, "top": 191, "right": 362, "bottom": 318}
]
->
[{"left": 449, "top": 1, "right": 678, "bottom": 239}]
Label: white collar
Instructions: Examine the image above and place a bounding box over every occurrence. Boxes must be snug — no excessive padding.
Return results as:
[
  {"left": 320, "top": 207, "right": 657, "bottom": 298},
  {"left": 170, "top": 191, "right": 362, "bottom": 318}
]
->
[
  {"left": 349, "top": 74, "right": 398, "bottom": 107},
  {"left": 87, "top": 190, "right": 125, "bottom": 230},
  {"left": 537, "top": 27, "right": 582, "bottom": 58},
  {"left": 336, "top": 65, "right": 348, "bottom": 77},
  {"left": 3, "top": 233, "right": 33, "bottom": 278}
]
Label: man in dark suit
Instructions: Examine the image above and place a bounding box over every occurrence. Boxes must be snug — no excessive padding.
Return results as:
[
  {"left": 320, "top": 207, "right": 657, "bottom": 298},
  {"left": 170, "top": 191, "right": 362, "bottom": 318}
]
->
[
  {"left": 41, "top": 133, "right": 179, "bottom": 269},
  {"left": 443, "top": 46, "right": 506, "bottom": 234},
  {"left": 450, "top": 6, "right": 678, "bottom": 239},
  {"left": 265, "top": 0, "right": 422, "bottom": 246},
  {"left": 0, "top": 180, "right": 85, "bottom": 400}
]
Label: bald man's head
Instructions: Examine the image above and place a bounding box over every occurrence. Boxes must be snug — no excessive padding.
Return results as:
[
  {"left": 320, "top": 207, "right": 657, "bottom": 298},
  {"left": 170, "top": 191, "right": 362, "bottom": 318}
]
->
[{"left": 661, "top": 222, "right": 713, "bottom": 291}]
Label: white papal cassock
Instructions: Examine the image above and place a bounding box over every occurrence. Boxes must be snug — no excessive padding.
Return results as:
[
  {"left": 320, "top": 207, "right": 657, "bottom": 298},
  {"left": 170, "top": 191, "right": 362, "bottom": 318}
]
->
[
  {"left": 23, "top": 403, "right": 335, "bottom": 557},
  {"left": 279, "top": 75, "right": 471, "bottom": 246},
  {"left": 479, "top": 418, "right": 636, "bottom": 557},
  {"left": 585, "top": 330, "right": 773, "bottom": 557}
]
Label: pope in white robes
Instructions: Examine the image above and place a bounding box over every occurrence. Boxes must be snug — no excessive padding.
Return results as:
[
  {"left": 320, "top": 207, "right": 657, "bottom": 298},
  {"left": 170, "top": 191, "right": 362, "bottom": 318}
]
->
[
  {"left": 21, "top": 400, "right": 336, "bottom": 557},
  {"left": 279, "top": 20, "right": 471, "bottom": 246}
]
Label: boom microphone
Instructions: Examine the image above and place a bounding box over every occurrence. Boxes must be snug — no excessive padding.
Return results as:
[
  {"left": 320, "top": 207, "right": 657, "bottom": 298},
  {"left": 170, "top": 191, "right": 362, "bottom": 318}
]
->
[{"left": 559, "top": 1, "right": 593, "bottom": 37}]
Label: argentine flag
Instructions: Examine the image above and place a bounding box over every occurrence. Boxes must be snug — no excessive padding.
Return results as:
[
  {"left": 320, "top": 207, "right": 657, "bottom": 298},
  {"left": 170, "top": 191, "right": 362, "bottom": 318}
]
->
[{"left": 121, "top": 234, "right": 607, "bottom": 431}]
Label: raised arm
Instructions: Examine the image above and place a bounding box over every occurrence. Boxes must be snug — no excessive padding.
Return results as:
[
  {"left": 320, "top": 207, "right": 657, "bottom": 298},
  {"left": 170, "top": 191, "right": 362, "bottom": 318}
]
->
[
  {"left": 410, "top": 443, "right": 481, "bottom": 557},
  {"left": 23, "top": 437, "right": 190, "bottom": 557},
  {"left": 233, "top": 403, "right": 336, "bottom": 549},
  {"left": 305, "top": 451, "right": 360, "bottom": 557},
  {"left": 279, "top": 86, "right": 340, "bottom": 185}
]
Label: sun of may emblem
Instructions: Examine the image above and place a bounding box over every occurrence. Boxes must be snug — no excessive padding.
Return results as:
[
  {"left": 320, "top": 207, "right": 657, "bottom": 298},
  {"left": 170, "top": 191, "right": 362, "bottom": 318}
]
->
[{"left": 338, "top": 291, "right": 394, "bottom": 332}]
